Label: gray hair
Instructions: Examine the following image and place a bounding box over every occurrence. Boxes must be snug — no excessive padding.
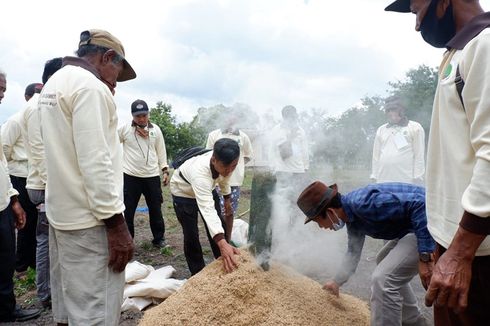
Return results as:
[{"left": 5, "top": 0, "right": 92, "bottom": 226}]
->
[{"left": 0, "top": 69, "right": 6, "bottom": 78}]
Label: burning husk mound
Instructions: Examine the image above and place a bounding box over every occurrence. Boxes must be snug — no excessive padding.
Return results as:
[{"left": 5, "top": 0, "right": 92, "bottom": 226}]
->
[{"left": 140, "top": 250, "right": 369, "bottom": 326}]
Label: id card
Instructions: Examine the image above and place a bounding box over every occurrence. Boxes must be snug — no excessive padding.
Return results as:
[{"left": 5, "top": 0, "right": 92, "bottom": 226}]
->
[{"left": 393, "top": 132, "right": 409, "bottom": 150}]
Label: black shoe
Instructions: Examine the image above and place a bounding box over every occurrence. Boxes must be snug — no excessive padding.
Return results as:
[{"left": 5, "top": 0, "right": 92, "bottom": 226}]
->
[
  {"left": 152, "top": 239, "right": 169, "bottom": 249},
  {"left": 41, "top": 298, "right": 52, "bottom": 310},
  {"left": 0, "top": 307, "right": 42, "bottom": 322}
]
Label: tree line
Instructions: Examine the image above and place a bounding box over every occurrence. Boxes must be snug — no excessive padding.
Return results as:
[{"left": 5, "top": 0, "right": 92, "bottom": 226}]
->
[{"left": 151, "top": 65, "right": 438, "bottom": 169}]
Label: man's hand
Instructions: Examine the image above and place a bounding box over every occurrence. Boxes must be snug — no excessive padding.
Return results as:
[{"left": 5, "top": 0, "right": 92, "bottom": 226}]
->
[
  {"left": 11, "top": 198, "right": 26, "bottom": 230},
  {"left": 425, "top": 227, "right": 485, "bottom": 312},
  {"left": 323, "top": 280, "right": 340, "bottom": 297},
  {"left": 418, "top": 260, "right": 434, "bottom": 290},
  {"left": 104, "top": 214, "right": 134, "bottom": 273},
  {"left": 217, "top": 239, "right": 240, "bottom": 273},
  {"left": 162, "top": 171, "right": 170, "bottom": 186}
]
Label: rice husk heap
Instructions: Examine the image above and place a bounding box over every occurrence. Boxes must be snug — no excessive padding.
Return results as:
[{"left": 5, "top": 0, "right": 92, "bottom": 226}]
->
[{"left": 140, "top": 250, "right": 369, "bottom": 325}]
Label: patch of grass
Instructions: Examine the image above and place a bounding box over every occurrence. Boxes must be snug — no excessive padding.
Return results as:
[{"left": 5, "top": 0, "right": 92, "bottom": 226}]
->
[
  {"left": 160, "top": 246, "right": 174, "bottom": 256},
  {"left": 14, "top": 267, "right": 36, "bottom": 297},
  {"left": 140, "top": 241, "right": 153, "bottom": 251}
]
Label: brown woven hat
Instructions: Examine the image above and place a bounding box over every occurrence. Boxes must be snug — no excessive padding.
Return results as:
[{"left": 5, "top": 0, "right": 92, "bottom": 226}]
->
[
  {"left": 78, "top": 29, "right": 136, "bottom": 82},
  {"left": 297, "top": 181, "right": 338, "bottom": 224}
]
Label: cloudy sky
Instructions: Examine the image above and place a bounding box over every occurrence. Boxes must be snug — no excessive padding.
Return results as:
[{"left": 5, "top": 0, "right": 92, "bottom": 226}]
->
[{"left": 1, "top": 0, "right": 489, "bottom": 125}]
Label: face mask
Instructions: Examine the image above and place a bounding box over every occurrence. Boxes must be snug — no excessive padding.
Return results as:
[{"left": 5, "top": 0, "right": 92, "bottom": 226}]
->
[
  {"left": 419, "top": 0, "right": 456, "bottom": 48},
  {"left": 327, "top": 209, "right": 346, "bottom": 231}
]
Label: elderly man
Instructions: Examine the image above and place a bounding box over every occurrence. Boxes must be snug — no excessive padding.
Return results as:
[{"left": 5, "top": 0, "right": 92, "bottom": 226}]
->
[
  {"left": 38, "top": 30, "right": 135, "bottom": 325},
  {"left": 0, "top": 70, "right": 41, "bottom": 322},
  {"left": 297, "top": 181, "right": 435, "bottom": 326},
  {"left": 371, "top": 96, "right": 425, "bottom": 185},
  {"left": 119, "top": 99, "right": 169, "bottom": 248},
  {"left": 386, "top": 1, "right": 490, "bottom": 325}
]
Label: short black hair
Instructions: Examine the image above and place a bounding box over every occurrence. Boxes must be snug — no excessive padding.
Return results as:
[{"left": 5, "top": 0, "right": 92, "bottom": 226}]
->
[
  {"left": 76, "top": 44, "right": 124, "bottom": 64},
  {"left": 213, "top": 138, "right": 240, "bottom": 165},
  {"left": 25, "top": 83, "right": 43, "bottom": 97},
  {"left": 317, "top": 192, "right": 342, "bottom": 219},
  {"left": 42, "top": 57, "right": 63, "bottom": 84}
]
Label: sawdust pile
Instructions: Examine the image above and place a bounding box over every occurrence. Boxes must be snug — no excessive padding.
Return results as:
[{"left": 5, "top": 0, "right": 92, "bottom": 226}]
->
[{"left": 140, "top": 250, "right": 369, "bottom": 326}]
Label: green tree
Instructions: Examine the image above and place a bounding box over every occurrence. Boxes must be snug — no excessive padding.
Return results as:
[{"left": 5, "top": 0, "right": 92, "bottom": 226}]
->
[{"left": 150, "top": 102, "right": 206, "bottom": 159}]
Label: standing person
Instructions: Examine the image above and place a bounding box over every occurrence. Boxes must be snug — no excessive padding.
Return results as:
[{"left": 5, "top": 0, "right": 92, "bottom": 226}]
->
[
  {"left": 296, "top": 181, "right": 435, "bottom": 326},
  {"left": 0, "top": 69, "right": 41, "bottom": 323},
  {"left": 119, "top": 99, "right": 169, "bottom": 248},
  {"left": 371, "top": 96, "right": 425, "bottom": 185},
  {"left": 38, "top": 29, "right": 135, "bottom": 325},
  {"left": 205, "top": 111, "right": 253, "bottom": 216},
  {"left": 386, "top": 1, "right": 490, "bottom": 324},
  {"left": 1, "top": 83, "right": 41, "bottom": 272},
  {"left": 170, "top": 138, "right": 241, "bottom": 275},
  {"left": 23, "top": 57, "right": 63, "bottom": 309}
]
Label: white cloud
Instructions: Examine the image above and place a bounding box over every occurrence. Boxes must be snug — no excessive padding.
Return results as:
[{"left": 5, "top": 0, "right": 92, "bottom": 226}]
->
[{"left": 1, "top": 0, "right": 489, "bottom": 123}]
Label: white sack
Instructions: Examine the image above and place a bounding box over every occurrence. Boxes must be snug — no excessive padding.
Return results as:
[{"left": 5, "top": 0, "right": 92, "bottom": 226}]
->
[
  {"left": 125, "top": 261, "right": 154, "bottom": 283},
  {"left": 231, "top": 218, "right": 249, "bottom": 247},
  {"left": 121, "top": 296, "right": 153, "bottom": 312},
  {"left": 124, "top": 278, "right": 186, "bottom": 299}
]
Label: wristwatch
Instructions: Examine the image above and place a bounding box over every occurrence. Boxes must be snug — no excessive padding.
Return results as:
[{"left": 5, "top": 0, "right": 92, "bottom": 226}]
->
[{"left": 419, "top": 252, "right": 433, "bottom": 263}]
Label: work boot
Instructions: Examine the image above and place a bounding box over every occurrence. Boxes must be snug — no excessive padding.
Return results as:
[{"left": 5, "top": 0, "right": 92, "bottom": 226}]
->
[
  {"left": 152, "top": 239, "right": 169, "bottom": 249},
  {"left": 0, "top": 306, "right": 42, "bottom": 322}
]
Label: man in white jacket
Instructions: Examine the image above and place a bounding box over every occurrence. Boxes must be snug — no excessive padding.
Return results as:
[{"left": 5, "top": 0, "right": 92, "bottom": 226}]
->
[
  {"left": 0, "top": 69, "right": 41, "bottom": 323},
  {"left": 371, "top": 96, "right": 425, "bottom": 185},
  {"left": 119, "top": 99, "right": 169, "bottom": 248},
  {"left": 1, "top": 83, "right": 41, "bottom": 272},
  {"left": 38, "top": 29, "right": 135, "bottom": 325},
  {"left": 170, "top": 138, "right": 240, "bottom": 275}
]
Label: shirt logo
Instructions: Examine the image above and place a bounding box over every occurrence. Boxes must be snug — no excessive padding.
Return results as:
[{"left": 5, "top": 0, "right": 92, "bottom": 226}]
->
[{"left": 442, "top": 62, "right": 453, "bottom": 80}]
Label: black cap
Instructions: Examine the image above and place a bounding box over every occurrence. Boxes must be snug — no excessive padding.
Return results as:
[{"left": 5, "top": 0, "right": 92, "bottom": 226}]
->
[
  {"left": 385, "top": 0, "right": 411, "bottom": 13},
  {"left": 25, "top": 83, "right": 43, "bottom": 97},
  {"left": 131, "top": 99, "right": 149, "bottom": 116}
]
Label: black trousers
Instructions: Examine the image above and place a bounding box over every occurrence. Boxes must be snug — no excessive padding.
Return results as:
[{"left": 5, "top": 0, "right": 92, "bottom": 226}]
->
[
  {"left": 123, "top": 173, "right": 165, "bottom": 243},
  {"left": 173, "top": 190, "right": 227, "bottom": 275},
  {"left": 0, "top": 205, "right": 16, "bottom": 320},
  {"left": 11, "top": 176, "right": 38, "bottom": 272}
]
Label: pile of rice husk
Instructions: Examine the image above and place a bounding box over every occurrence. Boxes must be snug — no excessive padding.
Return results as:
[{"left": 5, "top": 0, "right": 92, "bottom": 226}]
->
[{"left": 140, "top": 250, "right": 369, "bottom": 325}]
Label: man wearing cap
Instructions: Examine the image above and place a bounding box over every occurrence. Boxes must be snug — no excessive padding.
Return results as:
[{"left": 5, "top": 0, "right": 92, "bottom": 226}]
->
[
  {"left": 297, "top": 181, "right": 435, "bottom": 326},
  {"left": 23, "top": 57, "right": 63, "bottom": 309},
  {"left": 386, "top": 1, "right": 490, "bottom": 324},
  {"left": 1, "top": 83, "right": 42, "bottom": 273},
  {"left": 0, "top": 69, "right": 41, "bottom": 322},
  {"left": 38, "top": 29, "right": 135, "bottom": 325},
  {"left": 118, "top": 99, "right": 169, "bottom": 248},
  {"left": 371, "top": 96, "right": 425, "bottom": 185}
]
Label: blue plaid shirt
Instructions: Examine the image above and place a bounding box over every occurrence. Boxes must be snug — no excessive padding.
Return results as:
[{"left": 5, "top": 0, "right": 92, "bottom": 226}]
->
[{"left": 333, "top": 182, "right": 435, "bottom": 285}]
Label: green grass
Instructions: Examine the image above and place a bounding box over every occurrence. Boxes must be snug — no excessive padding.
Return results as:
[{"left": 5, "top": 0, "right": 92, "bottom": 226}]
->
[
  {"left": 14, "top": 267, "right": 36, "bottom": 297},
  {"left": 160, "top": 246, "right": 174, "bottom": 256}
]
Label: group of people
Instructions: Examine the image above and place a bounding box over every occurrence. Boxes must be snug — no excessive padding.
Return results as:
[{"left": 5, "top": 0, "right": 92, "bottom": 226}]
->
[
  {"left": 295, "top": 1, "right": 490, "bottom": 326},
  {"left": 0, "top": 0, "right": 489, "bottom": 325}
]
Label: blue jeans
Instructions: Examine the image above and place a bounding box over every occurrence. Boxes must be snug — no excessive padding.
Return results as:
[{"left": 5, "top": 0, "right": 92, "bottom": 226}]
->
[{"left": 27, "top": 189, "right": 50, "bottom": 302}]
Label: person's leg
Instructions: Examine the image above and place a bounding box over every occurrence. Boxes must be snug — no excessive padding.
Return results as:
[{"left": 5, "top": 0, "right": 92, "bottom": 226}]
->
[
  {"left": 49, "top": 225, "right": 68, "bottom": 324},
  {"left": 142, "top": 176, "right": 165, "bottom": 245},
  {"left": 27, "top": 189, "right": 50, "bottom": 306},
  {"left": 173, "top": 198, "right": 205, "bottom": 275},
  {"left": 123, "top": 173, "right": 143, "bottom": 238},
  {"left": 0, "top": 207, "right": 16, "bottom": 320},
  {"left": 230, "top": 186, "right": 240, "bottom": 216},
  {"left": 55, "top": 226, "right": 124, "bottom": 325},
  {"left": 370, "top": 233, "right": 421, "bottom": 326},
  {"left": 11, "top": 176, "right": 38, "bottom": 271}
]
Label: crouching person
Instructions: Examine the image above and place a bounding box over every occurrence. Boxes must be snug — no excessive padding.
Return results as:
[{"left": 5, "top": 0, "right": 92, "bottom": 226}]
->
[
  {"left": 297, "top": 181, "right": 434, "bottom": 326},
  {"left": 170, "top": 138, "right": 241, "bottom": 275}
]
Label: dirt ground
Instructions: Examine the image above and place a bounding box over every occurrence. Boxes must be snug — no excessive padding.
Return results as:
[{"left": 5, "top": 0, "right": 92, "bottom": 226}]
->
[{"left": 8, "top": 169, "right": 434, "bottom": 326}]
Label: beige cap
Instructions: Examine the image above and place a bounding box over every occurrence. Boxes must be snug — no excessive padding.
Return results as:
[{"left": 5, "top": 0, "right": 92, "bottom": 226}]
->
[{"left": 79, "top": 29, "right": 136, "bottom": 82}]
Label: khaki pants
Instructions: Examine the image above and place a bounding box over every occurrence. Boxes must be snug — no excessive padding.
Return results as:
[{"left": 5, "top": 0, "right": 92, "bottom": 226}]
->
[{"left": 49, "top": 225, "right": 124, "bottom": 325}]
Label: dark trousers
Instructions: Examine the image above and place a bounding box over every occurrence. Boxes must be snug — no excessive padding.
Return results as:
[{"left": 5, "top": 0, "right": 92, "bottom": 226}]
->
[
  {"left": 0, "top": 205, "right": 16, "bottom": 320},
  {"left": 11, "top": 176, "right": 38, "bottom": 272},
  {"left": 123, "top": 173, "right": 165, "bottom": 243},
  {"left": 173, "top": 190, "right": 227, "bottom": 275},
  {"left": 434, "top": 243, "right": 490, "bottom": 326}
]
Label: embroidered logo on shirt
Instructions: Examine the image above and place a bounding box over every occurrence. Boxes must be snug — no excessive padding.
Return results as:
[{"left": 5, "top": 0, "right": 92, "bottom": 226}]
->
[{"left": 442, "top": 63, "right": 453, "bottom": 80}]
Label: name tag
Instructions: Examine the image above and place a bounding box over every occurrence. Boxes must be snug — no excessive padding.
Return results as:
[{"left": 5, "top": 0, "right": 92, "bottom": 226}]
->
[{"left": 393, "top": 132, "right": 409, "bottom": 150}]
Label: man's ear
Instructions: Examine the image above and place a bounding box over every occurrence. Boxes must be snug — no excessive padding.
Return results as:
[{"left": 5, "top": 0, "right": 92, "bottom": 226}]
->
[
  {"left": 102, "top": 49, "right": 115, "bottom": 64},
  {"left": 329, "top": 183, "right": 338, "bottom": 192}
]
